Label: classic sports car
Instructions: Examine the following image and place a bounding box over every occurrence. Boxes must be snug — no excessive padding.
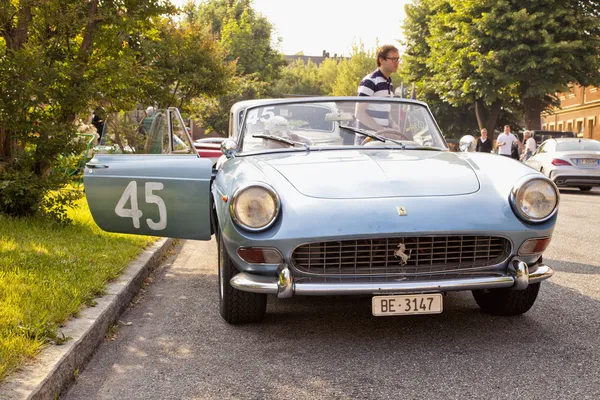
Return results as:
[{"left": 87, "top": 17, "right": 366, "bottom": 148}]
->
[
  {"left": 84, "top": 97, "right": 559, "bottom": 324},
  {"left": 526, "top": 138, "right": 600, "bottom": 191}
]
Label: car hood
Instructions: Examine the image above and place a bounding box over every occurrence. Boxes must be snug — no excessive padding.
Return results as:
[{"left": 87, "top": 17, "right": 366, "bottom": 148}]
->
[{"left": 259, "top": 149, "right": 480, "bottom": 199}]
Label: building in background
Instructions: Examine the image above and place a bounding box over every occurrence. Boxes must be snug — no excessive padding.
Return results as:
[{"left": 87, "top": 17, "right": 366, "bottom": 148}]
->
[
  {"left": 284, "top": 50, "right": 349, "bottom": 66},
  {"left": 542, "top": 84, "right": 600, "bottom": 140}
]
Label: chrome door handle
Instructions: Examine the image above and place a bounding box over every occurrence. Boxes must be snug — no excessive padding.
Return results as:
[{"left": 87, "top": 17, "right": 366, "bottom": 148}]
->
[{"left": 86, "top": 163, "right": 109, "bottom": 169}]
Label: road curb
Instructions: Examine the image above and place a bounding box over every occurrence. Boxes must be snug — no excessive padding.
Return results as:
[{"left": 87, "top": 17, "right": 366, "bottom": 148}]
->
[{"left": 0, "top": 237, "right": 175, "bottom": 400}]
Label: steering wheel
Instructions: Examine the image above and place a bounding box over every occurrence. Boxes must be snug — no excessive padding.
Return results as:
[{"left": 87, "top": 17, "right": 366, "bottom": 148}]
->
[{"left": 361, "top": 128, "right": 411, "bottom": 145}]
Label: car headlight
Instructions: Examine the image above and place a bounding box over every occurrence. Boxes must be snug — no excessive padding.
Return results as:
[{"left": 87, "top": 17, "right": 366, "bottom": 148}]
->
[
  {"left": 510, "top": 176, "right": 559, "bottom": 223},
  {"left": 230, "top": 183, "right": 280, "bottom": 231}
]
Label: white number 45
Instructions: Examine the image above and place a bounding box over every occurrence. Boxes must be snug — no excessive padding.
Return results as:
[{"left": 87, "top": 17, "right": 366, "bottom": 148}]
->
[{"left": 115, "top": 181, "right": 167, "bottom": 230}]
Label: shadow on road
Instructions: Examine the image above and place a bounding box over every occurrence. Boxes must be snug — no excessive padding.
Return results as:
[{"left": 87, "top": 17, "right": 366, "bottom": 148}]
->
[
  {"left": 546, "top": 258, "right": 600, "bottom": 275},
  {"left": 64, "top": 257, "right": 600, "bottom": 400}
]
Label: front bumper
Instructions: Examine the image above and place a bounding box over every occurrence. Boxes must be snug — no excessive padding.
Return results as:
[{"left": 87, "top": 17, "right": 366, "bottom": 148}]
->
[{"left": 230, "top": 259, "right": 553, "bottom": 297}]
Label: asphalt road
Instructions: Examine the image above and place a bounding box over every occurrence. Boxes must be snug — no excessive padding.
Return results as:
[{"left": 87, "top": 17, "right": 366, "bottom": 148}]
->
[{"left": 64, "top": 188, "right": 600, "bottom": 400}]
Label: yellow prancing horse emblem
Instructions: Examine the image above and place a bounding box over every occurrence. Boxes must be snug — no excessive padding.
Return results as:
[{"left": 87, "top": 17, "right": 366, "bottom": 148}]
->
[
  {"left": 396, "top": 206, "right": 407, "bottom": 216},
  {"left": 394, "top": 242, "right": 412, "bottom": 266}
]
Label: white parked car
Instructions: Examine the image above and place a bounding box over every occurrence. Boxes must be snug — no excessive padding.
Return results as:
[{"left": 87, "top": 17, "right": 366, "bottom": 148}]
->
[{"left": 526, "top": 138, "right": 600, "bottom": 191}]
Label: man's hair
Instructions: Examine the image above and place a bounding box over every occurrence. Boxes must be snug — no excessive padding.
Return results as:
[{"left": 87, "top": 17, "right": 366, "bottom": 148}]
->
[
  {"left": 377, "top": 44, "right": 399, "bottom": 67},
  {"left": 504, "top": 125, "right": 511, "bottom": 130}
]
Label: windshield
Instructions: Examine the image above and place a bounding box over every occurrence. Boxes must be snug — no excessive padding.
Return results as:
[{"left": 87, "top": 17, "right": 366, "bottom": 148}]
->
[
  {"left": 95, "top": 108, "right": 194, "bottom": 155},
  {"left": 239, "top": 99, "right": 447, "bottom": 153},
  {"left": 556, "top": 140, "right": 600, "bottom": 152}
]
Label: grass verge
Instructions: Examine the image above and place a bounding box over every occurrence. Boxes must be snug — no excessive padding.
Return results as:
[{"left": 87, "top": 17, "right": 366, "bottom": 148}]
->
[{"left": 0, "top": 196, "right": 156, "bottom": 381}]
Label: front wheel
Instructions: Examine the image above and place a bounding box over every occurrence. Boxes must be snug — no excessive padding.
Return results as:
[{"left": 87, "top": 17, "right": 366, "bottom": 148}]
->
[
  {"left": 472, "top": 283, "right": 540, "bottom": 316},
  {"left": 218, "top": 234, "right": 267, "bottom": 324}
]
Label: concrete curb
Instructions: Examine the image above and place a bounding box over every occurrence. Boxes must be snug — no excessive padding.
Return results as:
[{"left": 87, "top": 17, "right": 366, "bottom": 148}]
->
[{"left": 0, "top": 237, "right": 175, "bottom": 400}]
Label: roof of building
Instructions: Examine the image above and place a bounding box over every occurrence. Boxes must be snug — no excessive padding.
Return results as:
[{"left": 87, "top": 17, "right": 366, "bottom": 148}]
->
[{"left": 284, "top": 50, "right": 349, "bottom": 66}]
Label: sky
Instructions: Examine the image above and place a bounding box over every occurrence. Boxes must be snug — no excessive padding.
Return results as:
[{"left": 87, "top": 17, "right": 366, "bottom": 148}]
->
[{"left": 172, "top": 0, "right": 410, "bottom": 56}]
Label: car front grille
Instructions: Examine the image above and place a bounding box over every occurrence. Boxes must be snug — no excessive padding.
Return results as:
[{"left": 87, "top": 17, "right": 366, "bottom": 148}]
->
[{"left": 291, "top": 236, "right": 511, "bottom": 276}]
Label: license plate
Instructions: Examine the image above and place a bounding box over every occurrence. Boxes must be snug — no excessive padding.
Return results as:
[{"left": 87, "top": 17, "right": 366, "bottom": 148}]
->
[
  {"left": 576, "top": 158, "right": 599, "bottom": 165},
  {"left": 372, "top": 294, "right": 443, "bottom": 316}
]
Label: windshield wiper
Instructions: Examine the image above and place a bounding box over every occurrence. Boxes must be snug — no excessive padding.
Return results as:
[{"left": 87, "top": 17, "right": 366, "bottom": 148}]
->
[
  {"left": 252, "top": 134, "right": 310, "bottom": 150},
  {"left": 340, "top": 125, "right": 386, "bottom": 143},
  {"left": 339, "top": 126, "right": 405, "bottom": 148}
]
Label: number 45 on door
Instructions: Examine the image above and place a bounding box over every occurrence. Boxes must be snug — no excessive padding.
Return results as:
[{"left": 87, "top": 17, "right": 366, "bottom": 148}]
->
[{"left": 115, "top": 181, "right": 167, "bottom": 231}]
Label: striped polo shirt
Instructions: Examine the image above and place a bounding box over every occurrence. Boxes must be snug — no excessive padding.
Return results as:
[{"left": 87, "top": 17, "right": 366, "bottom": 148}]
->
[{"left": 357, "top": 68, "right": 393, "bottom": 127}]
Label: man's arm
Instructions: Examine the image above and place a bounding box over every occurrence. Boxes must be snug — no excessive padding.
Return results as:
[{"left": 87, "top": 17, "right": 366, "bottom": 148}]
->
[
  {"left": 355, "top": 78, "right": 387, "bottom": 131},
  {"left": 355, "top": 102, "right": 384, "bottom": 131}
]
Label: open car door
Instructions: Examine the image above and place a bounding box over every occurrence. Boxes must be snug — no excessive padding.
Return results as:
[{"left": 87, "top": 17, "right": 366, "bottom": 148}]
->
[{"left": 84, "top": 108, "right": 213, "bottom": 240}]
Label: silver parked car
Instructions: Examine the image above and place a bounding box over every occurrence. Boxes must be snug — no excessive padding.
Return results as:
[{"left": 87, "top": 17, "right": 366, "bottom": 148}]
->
[
  {"left": 84, "top": 97, "right": 559, "bottom": 324},
  {"left": 526, "top": 138, "right": 600, "bottom": 191}
]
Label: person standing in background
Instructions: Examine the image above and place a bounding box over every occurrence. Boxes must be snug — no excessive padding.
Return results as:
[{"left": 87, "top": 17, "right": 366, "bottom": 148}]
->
[
  {"left": 496, "top": 125, "right": 519, "bottom": 158},
  {"left": 91, "top": 108, "right": 105, "bottom": 143},
  {"left": 353, "top": 45, "right": 399, "bottom": 144},
  {"left": 521, "top": 130, "right": 537, "bottom": 162},
  {"left": 476, "top": 128, "right": 493, "bottom": 153}
]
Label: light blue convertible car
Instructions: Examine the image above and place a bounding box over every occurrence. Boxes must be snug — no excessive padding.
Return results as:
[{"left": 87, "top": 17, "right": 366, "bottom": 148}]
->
[{"left": 85, "top": 97, "right": 559, "bottom": 324}]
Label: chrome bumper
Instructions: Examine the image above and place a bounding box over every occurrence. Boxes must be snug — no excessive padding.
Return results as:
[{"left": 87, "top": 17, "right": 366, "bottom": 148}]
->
[{"left": 230, "top": 260, "right": 553, "bottom": 298}]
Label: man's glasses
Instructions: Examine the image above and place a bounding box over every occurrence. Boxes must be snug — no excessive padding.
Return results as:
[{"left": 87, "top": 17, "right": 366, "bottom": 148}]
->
[{"left": 385, "top": 57, "right": 400, "bottom": 62}]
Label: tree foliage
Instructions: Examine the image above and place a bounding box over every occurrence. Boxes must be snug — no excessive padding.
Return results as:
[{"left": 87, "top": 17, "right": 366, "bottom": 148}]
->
[
  {"left": 191, "top": 0, "right": 284, "bottom": 81},
  {"left": 180, "top": 0, "right": 285, "bottom": 134},
  {"left": 138, "top": 17, "right": 235, "bottom": 110},
  {"left": 271, "top": 59, "right": 324, "bottom": 97},
  {"left": 0, "top": 1, "right": 173, "bottom": 220},
  {"left": 402, "top": 0, "right": 600, "bottom": 131},
  {"left": 330, "top": 43, "right": 377, "bottom": 96},
  {"left": 0, "top": 0, "right": 235, "bottom": 220},
  {"left": 189, "top": 74, "right": 268, "bottom": 135}
]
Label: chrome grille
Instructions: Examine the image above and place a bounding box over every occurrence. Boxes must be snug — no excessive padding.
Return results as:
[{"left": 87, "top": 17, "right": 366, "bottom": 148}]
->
[{"left": 291, "top": 236, "right": 511, "bottom": 276}]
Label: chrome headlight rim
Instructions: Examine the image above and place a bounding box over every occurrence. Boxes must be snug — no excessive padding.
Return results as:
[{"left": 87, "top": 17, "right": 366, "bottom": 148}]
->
[
  {"left": 509, "top": 175, "right": 560, "bottom": 224},
  {"left": 229, "top": 182, "right": 280, "bottom": 232}
]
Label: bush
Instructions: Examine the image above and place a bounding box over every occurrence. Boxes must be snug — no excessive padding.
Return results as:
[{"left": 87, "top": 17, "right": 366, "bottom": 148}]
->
[{"left": 0, "top": 137, "right": 84, "bottom": 223}]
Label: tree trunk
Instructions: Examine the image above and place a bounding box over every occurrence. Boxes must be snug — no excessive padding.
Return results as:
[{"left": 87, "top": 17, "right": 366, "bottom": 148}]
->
[
  {"left": 474, "top": 98, "right": 502, "bottom": 134},
  {"left": 474, "top": 98, "right": 486, "bottom": 130},
  {"left": 63, "top": 0, "right": 100, "bottom": 124},
  {"left": 1, "top": 4, "right": 32, "bottom": 50},
  {"left": 0, "top": 126, "right": 13, "bottom": 162},
  {"left": 0, "top": 4, "right": 33, "bottom": 162},
  {"left": 522, "top": 97, "right": 543, "bottom": 130},
  {"left": 76, "top": 1, "right": 100, "bottom": 73}
]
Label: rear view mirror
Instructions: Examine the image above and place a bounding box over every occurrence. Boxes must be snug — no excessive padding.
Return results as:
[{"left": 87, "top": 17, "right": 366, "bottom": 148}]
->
[{"left": 325, "top": 112, "right": 354, "bottom": 122}]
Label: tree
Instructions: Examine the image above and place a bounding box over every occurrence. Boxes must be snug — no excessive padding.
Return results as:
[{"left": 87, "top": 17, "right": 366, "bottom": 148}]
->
[
  {"left": 271, "top": 59, "right": 324, "bottom": 97},
  {"left": 485, "top": 0, "right": 600, "bottom": 129},
  {"left": 330, "top": 43, "right": 376, "bottom": 96},
  {"left": 318, "top": 57, "right": 340, "bottom": 95},
  {"left": 405, "top": 0, "right": 600, "bottom": 131},
  {"left": 137, "top": 16, "right": 235, "bottom": 110},
  {"left": 189, "top": 74, "right": 268, "bottom": 135},
  {"left": 0, "top": 1, "right": 174, "bottom": 219},
  {"left": 191, "top": 0, "right": 284, "bottom": 82},
  {"left": 402, "top": 0, "right": 513, "bottom": 134}
]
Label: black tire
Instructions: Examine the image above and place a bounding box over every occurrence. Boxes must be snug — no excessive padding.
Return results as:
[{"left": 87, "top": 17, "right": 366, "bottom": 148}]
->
[
  {"left": 472, "top": 283, "right": 540, "bottom": 316},
  {"left": 579, "top": 186, "right": 592, "bottom": 192},
  {"left": 218, "top": 234, "right": 267, "bottom": 324}
]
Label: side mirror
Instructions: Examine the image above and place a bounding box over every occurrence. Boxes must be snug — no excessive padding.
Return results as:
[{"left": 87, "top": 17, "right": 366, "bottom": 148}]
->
[
  {"left": 459, "top": 135, "right": 476, "bottom": 152},
  {"left": 221, "top": 139, "right": 238, "bottom": 159}
]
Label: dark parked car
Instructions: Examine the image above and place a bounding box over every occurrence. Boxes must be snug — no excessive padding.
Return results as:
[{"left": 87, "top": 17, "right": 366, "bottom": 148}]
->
[{"left": 532, "top": 130, "right": 576, "bottom": 146}]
